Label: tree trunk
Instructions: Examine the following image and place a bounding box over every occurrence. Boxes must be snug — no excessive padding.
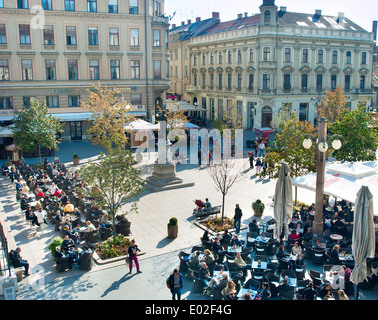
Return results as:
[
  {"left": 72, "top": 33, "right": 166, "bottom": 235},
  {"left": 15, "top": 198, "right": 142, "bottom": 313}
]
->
[
  {"left": 295, "top": 186, "right": 298, "bottom": 206},
  {"left": 221, "top": 193, "right": 226, "bottom": 221},
  {"left": 38, "top": 142, "right": 41, "bottom": 166}
]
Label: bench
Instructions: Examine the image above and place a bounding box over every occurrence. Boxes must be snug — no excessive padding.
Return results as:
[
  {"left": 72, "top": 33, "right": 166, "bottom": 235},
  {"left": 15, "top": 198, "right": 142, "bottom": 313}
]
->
[{"left": 193, "top": 205, "right": 222, "bottom": 218}]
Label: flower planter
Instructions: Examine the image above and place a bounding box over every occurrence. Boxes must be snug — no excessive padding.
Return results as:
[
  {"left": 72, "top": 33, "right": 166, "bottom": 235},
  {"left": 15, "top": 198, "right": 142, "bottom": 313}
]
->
[{"left": 168, "top": 225, "right": 178, "bottom": 238}]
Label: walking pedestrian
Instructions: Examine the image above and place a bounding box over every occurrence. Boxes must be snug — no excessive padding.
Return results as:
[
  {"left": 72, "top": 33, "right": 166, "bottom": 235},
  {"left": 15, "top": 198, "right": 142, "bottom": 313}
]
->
[
  {"left": 248, "top": 151, "right": 254, "bottom": 169},
  {"left": 255, "top": 158, "right": 262, "bottom": 175},
  {"left": 167, "top": 268, "right": 184, "bottom": 300},
  {"left": 128, "top": 239, "right": 142, "bottom": 274},
  {"left": 233, "top": 204, "right": 243, "bottom": 233}
]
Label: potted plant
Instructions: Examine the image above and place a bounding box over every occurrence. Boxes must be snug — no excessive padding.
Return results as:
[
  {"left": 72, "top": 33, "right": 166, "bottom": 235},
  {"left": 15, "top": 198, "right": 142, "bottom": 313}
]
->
[
  {"left": 73, "top": 153, "right": 80, "bottom": 165},
  {"left": 167, "top": 217, "right": 178, "bottom": 238},
  {"left": 48, "top": 236, "right": 63, "bottom": 260},
  {"left": 252, "top": 199, "right": 265, "bottom": 217}
]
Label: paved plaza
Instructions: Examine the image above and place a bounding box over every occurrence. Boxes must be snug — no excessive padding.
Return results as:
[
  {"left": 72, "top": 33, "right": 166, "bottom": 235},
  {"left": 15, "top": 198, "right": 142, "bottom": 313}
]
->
[{"left": 1, "top": 133, "right": 377, "bottom": 301}]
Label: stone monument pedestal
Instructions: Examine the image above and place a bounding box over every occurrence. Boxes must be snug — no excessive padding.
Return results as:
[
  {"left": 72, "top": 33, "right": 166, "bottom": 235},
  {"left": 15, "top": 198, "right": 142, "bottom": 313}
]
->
[{"left": 145, "top": 161, "right": 195, "bottom": 192}]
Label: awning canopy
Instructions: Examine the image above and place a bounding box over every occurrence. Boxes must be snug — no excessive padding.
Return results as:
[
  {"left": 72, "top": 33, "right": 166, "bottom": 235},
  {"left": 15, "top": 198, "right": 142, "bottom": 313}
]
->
[
  {"left": 124, "top": 119, "right": 159, "bottom": 131},
  {"left": 166, "top": 101, "right": 207, "bottom": 112},
  {"left": 0, "top": 126, "right": 14, "bottom": 137},
  {"left": 50, "top": 112, "right": 93, "bottom": 122},
  {"left": 292, "top": 161, "right": 378, "bottom": 216}
]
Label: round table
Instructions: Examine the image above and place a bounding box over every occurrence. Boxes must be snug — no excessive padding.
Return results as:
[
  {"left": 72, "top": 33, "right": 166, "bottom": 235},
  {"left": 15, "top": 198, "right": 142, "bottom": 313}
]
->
[{"left": 330, "top": 234, "right": 343, "bottom": 242}]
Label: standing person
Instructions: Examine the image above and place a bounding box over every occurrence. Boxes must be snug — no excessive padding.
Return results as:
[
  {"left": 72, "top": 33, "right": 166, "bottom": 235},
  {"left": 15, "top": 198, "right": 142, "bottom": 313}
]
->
[
  {"left": 258, "top": 140, "right": 265, "bottom": 157},
  {"left": 248, "top": 151, "right": 254, "bottom": 169},
  {"left": 128, "top": 239, "right": 142, "bottom": 274},
  {"left": 233, "top": 204, "right": 243, "bottom": 234},
  {"left": 255, "top": 158, "right": 262, "bottom": 175},
  {"left": 167, "top": 268, "right": 184, "bottom": 300}
]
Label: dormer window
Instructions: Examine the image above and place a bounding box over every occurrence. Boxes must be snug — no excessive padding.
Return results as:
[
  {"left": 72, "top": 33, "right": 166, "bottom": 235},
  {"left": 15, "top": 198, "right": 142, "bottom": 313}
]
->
[{"left": 264, "top": 11, "right": 271, "bottom": 25}]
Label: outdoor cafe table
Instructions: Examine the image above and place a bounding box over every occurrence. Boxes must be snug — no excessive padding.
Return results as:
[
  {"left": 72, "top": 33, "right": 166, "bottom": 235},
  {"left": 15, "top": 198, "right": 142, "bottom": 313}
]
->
[
  {"left": 339, "top": 252, "right": 354, "bottom": 262},
  {"left": 237, "top": 288, "right": 258, "bottom": 300},
  {"left": 279, "top": 276, "right": 297, "bottom": 287},
  {"left": 330, "top": 234, "right": 343, "bottom": 242},
  {"left": 251, "top": 260, "right": 268, "bottom": 270},
  {"left": 213, "top": 270, "right": 230, "bottom": 281},
  {"left": 227, "top": 246, "right": 242, "bottom": 253}
]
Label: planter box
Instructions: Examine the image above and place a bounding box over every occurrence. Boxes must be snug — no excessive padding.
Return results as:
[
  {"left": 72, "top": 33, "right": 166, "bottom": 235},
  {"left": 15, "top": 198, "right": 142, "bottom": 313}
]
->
[
  {"left": 73, "top": 158, "right": 80, "bottom": 165},
  {"left": 168, "top": 225, "right": 178, "bottom": 238}
]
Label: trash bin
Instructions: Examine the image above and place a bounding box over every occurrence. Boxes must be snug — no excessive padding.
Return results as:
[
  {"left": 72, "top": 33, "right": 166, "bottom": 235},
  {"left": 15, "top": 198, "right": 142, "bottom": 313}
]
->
[{"left": 1, "top": 277, "right": 16, "bottom": 300}]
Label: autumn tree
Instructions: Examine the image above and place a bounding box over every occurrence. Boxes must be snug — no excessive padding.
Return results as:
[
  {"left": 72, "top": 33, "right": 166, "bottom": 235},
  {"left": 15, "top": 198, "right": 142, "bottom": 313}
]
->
[
  {"left": 317, "top": 86, "right": 347, "bottom": 123},
  {"left": 328, "top": 105, "right": 378, "bottom": 162},
  {"left": 13, "top": 98, "right": 63, "bottom": 165},
  {"left": 211, "top": 99, "right": 243, "bottom": 136},
  {"left": 81, "top": 83, "right": 136, "bottom": 150}
]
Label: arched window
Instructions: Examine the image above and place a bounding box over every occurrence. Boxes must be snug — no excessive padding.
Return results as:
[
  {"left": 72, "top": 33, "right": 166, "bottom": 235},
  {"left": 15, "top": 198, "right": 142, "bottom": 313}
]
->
[
  {"left": 262, "top": 106, "right": 273, "bottom": 127},
  {"left": 264, "top": 11, "right": 271, "bottom": 25}
]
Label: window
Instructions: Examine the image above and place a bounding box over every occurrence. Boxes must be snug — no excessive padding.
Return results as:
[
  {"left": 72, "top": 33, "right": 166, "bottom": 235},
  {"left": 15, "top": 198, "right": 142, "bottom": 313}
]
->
[
  {"left": 193, "top": 54, "right": 197, "bottom": 66},
  {"left": 129, "top": 0, "right": 138, "bottom": 14},
  {"left": 153, "top": 29, "right": 161, "bottom": 47},
  {"left": 46, "top": 96, "right": 59, "bottom": 108},
  {"left": 284, "top": 48, "right": 291, "bottom": 62},
  {"left": 283, "top": 74, "right": 291, "bottom": 89},
  {"left": 109, "top": 0, "right": 118, "bottom": 13},
  {"left": 89, "top": 60, "right": 99, "bottom": 80},
  {"left": 193, "top": 74, "right": 197, "bottom": 86},
  {"left": 0, "top": 60, "right": 9, "bottom": 81},
  {"left": 302, "top": 49, "right": 309, "bottom": 63},
  {"left": 210, "top": 53, "right": 214, "bottom": 65},
  {"left": 87, "top": 0, "right": 97, "bottom": 12},
  {"left": 65, "top": 0, "right": 75, "bottom": 11},
  {"left": 68, "top": 96, "right": 80, "bottom": 107},
  {"left": 131, "top": 60, "right": 140, "bottom": 79},
  {"left": 227, "top": 73, "right": 232, "bottom": 89},
  {"left": 316, "top": 74, "right": 323, "bottom": 90},
  {"left": 88, "top": 27, "right": 98, "bottom": 46},
  {"left": 249, "top": 49, "right": 254, "bottom": 63},
  {"left": 43, "top": 25, "right": 54, "bottom": 45},
  {"left": 346, "top": 51, "right": 352, "bottom": 64},
  {"left": 0, "top": 97, "right": 12, "bottom": 109},
  {"left": 23, "top": 97, "right": 34, "bottom": 108},
  {"left": 45, "top": 59, "right": 56, "bottom": 80},
  {"left": 0, "top": 0, "right": 3, "bottom": 7},
  {"left": 109, "top": 28, "right": 119, "bottom": 46},
  {"left": 237, "top": 74, "right": 242, "bottom": 89},
  {"left": 299, "top": 103, "right": 308, "bottom": 121},
  {"left": 331, "top": 75, "right": 337, "bottom": 90},
  {"left": 210, "top": 73, "right": 214, "bottom": 88},
  {"left": 360, "top": 75, "right": 365, "bottom": 89},
  {"left": 227, "top": 51, "right": 232, "bottom": 64},
  {"left": 344, "top": 75, "right": 351, "bottom": 90},
  {"left": 17, "top": 0, "right": 28, "bottom": 9},
  {"left": 19, "top": 24, "right": 31, "bottom": 44},
  {"left": 130, "top": 29, "right": 139, "bottom": 46},
  {"left": 219, "top": 52, "right": 222, "bottom": 64},
  {"left": 0, "top": 24, "right": 6, "bottom": 44},
  {"left": 237, "top": 50, "right": 242, "bottom": 63},
  {"left": 165, "top": 30, "right": 169, "bottom": 48},
  {"left": 263, "top": 47, "right": 270, "bottom": 61},
  {"left": 264, "top": 10, "right": 270, "bottom": 25},
  {"left": 218, "top": 73, "right": 223, "bottom": 88},
  {"left": 66, "top": 26, "right": 77, "bottom": 45},
  {"left": 68, "top": 60, "right": 78, "bottom": 80},
  {"left": 154, "top": 1, "right": 162, "bottom": 16},
  {"left": 263, "top": 74, "right": 270, "bottom": 90},
  {"left": 42, "top": 0, "right": 52, "bottom": 10},
  {"left": 332, "top": 50, "right": 338, "bottom": 64},
  {"left": 110, "top": 60, "right": 120, "bottom": 79},
  {"left": 202, "top": 73, "right": 206, "bottom": 87},
  {"left": 317, "top": 50, "right": 324, "bottom": 64},
  {"left": 21, "top": 59, "right": 33, "bottom": 80},
  {"left": 130, "top": 94, "right": 142, "bottom": 105},
  {"left": 153, "top": 60, "right": 161, "bottom": 79},
  {"left": 361, "top": 52, "right": 367, "bottom": 64},
  {"left": 301, "top": 74, "right": 308, "bottom": 90},
  {"left": 248, "top": 74, "right": 254, "bottom": 90},
  {"left": 202, "top": 53, "right": 206, "bottom": 65}
]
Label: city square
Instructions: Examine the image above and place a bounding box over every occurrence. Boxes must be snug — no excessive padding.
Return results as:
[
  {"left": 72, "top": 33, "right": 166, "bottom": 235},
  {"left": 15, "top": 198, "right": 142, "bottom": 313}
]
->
[{"left": 0, "top": 0, "right": 378, "bottom": 308}]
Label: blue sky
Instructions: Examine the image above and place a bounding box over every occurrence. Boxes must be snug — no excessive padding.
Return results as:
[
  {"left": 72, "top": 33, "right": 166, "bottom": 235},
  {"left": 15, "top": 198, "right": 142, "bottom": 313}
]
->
[{"left": 165, "top": 0, "right": 378, "bottom": 33}]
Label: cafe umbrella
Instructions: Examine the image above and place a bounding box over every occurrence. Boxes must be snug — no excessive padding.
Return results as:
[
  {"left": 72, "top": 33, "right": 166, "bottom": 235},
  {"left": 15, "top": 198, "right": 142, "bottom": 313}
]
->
[
  {"left": 273, "top": 162, "right": 293, "bottom": 243},
  {"left": 350, "top": 185, "right": 376, "bottom": 300}
]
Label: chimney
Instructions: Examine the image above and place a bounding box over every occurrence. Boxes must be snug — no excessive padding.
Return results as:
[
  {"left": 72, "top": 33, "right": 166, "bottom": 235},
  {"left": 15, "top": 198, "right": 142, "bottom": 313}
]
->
[
  {"left": 181, "top": 21, "right": 185, "bottom": 26},
  {"left": 338, "top": 12, "right": 345, "bottom": 23},
  {"left": 315, "top": 9, "right": 322, "bottom": 16},
  {"left": 196, "top": 17, "right": 201, "bottom": 22},
  {"left": 187, "top": 19, "right": 191, "bottom": 24},
  {"left": 280, "top": 6, "right": 287, "bottom": 12},
  {"left": 373, "top": 21, "right": 377, "bottom": 42},
  {"left": 172, "top": 24, "right": 176, "bottom": 28},
  {"left": 212, "top": 12, "right": 220, "bottom": 19},
  {"left": 244, "top": 12, "right": 248, "bottom": 18},
  {"left": 237, "top": 13, "right": 243, "bottom": 20}
]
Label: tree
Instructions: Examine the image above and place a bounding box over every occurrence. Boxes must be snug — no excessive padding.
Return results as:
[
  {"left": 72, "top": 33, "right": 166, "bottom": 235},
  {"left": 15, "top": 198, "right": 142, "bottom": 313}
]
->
[
  {"left": 81, "top": 83, "right": 136, "bottom": 150},
  {"left": 328, "top": 106, "right": 378, "bottom": 162},
  {"left": 207, "top": 157, "right": 247, "bottom": 221},
  {"left": 13, "top": 98, "right": 63, "bottom": 165},
  {"left": 317, "top": 86, "right": 347, "bottom": 123},
  {"left": 260, "top": 110, "right": 317, "bottom": 203},
  {"left": 79, "top": 147, "right": 145, "bottom": 245}
]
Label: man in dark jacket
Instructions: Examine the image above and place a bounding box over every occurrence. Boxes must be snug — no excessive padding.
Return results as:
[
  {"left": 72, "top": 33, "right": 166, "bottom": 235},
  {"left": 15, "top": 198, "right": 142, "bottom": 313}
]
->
[
  {"left": 233, "top": 204, "right": 243, "bottom": 233},
  {"left": 10, "top": 247, "right": 29, "bottom": 277},
  {"left": 167, "top": 269, "right": 184, "bottom": 300}
]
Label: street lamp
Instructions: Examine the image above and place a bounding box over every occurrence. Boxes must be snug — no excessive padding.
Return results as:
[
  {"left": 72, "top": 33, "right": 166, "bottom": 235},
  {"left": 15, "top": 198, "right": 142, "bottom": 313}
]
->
[{"left": 302, "top": 117, "right": 343, "bottom": 234}]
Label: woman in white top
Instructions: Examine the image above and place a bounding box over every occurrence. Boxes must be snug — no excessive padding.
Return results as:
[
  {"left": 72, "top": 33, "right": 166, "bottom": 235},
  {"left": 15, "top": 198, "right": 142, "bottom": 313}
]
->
[{"left": 291, "top": 241, "right": 302, "bottom": 256}]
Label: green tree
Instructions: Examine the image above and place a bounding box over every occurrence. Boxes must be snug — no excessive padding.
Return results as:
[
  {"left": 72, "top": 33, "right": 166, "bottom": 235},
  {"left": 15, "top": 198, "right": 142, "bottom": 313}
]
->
[
  {"left": 79, "top": 147, "right": 145, "bottom": 245},
  {"left": 328, "top": 106, "right": 378, "bottom": 162},
  {"left": 317, "top": 86, "right": 347, "bottom": 123},
  {"left": 260, "top": 110, "right": 317, "bottom": 203},
  {"left": 13, "top": 98, "right": 63, "bottom": 165}
]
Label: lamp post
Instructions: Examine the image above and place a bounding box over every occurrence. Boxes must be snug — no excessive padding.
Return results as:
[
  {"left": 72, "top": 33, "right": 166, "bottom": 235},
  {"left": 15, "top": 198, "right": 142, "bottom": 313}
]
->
[{"left": 302, "top": 117, "right": 343, "bottom": 234}]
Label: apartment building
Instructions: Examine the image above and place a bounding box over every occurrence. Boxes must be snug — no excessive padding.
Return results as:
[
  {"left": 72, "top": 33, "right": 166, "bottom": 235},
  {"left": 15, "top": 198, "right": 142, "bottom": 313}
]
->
[
  {"left": 0, "top": 0, "right": 170, "bottom": 141},
  {"left": 169, "top": 0, "right": 375, "bottom": 129}
]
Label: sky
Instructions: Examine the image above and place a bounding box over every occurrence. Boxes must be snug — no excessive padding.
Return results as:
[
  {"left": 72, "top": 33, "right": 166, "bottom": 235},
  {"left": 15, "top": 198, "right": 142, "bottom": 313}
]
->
[{"left": 165, "top": 0, "right": 378, "bottom": 34}]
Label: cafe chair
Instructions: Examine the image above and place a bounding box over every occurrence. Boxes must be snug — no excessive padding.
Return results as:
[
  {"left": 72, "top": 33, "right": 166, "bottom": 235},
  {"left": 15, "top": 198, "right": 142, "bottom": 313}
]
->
[
  {"left": 243, "top": 278, "right": 261, "bottom": 291},
  {"left": 86, "top": 230, "right": 99, "bottom": 244},
  {"left": 251, "top": 268, "right": 266, "bottom": 281},
  {"left": 280, "top": 269, "right": 296, "bottom": 280},
  {"left": 265, "top": 272, "right": 280, "bottom": 297},
  {"left": 99, "top": 227, "right": 112, "bottom": 241},
  {"left": 294, "top": 263, "right": 306, "bottom": 280},
  {"left": 266, "top": 240, "right": 279, "bottom": 256},
  {"left": 56, "top": 257, "right": 70, "bottom": 272},
  {"left": 322, "top": 264, "right": 334, "bottom": 273},
  {"left": 191, "top": 245, "right": 204, "bottom": 253},
  {"left": 255, "top": 243, "right": 267, "bottom": 255},
  {"left": 277, "top": 257, "right": 290, "bottom": 274},
  {"left": 200, "top": 237, "right": 213, "bottom": 250},
  {"left": 324, "top": 251, "right": 339, "bottom": 266},
  {"left": 302, "top": 242, "right": 313, "bottom": 260},
  {"left": 79, "top": 252, "right": 94, "bottom": 271},
  {"left": 278, "top": 285, "right": 295, "bottom": 300},
  {"left": 191, "top": 271, "right": 206, "bottom": 295},
  {"left": 309, "top": 269, "right": 322, "bottom": 287},
  {"left": 312, "top": 248, "right": 325, "bottom": 265}
]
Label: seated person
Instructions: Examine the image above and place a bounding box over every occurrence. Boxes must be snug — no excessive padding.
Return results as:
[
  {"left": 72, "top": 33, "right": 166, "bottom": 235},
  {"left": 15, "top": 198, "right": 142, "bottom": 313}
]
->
[
  {"left": 189, "top": 251, "right": 201, "bottom": 268},
  {"left": 288, "top": 229, "right": 300, "bottom": 241},
  {"left": 198, "top": 262, "right": 212, "bottom": 287},
  {"left": 255, "top": 232, "right": 269, "bottom": 243},
  {"left": 276, "top": 245, "right": 289, "bottom": 260},
  {"left": 85, "top": 220, "right": 96, "bottom": 233},
  {"left": 61, "top": 235, "right": 76, "bottom": 254},
  {"left": 234, "top": 252, "right": 251, "bottom": 271},
  {"left": 202, "top": 230, "right": 210, "bottom": 242},
  {"left": 212, "top": 237, "right": 226, "bottom": 254},
  {"left": 60, "top": 191, "right": 68, "bottom": 206},
  {"left": 64, "top": 201, "right": 75, "bottom": 213},
  {"left": 25, "top": 206, "right": 40, "bottom": 226},
  {"left": 10, "top": 247, "right": 29, "bottom": 277},
  {"left": 201, "top": 249, "right": 215, "bottom": 266},
  {"left": 54, "top": 246, "right": 73, "bottom": 270},
  {"left": 220, "top": 230, "right": 231, "bottom": 248},
  {"left": 203, "top": 198, "right": 212, "bottom": 209},
  {"left": 230, "top": 234, "right": 242, "bottom": 248},
  {"left": 292, "top": 253, "right": 305, "bottom": 268},
  {"left": 206, "top": 272, "right": 229, "bottom": 292},
  {"left": 248, "top": 219, "right": 259, "bottom": 233},
  {"left": 317, "top": 282, "right": 334, "bottom": 300},
  {"left": 329, "top": 245, "right": 341, "bottom": 264},
  {"left": 100, "top": 212, "right": 111, "bottom": 228},
  {"left": 291, "top": 241, "right": 302, "bottom": 256},
  {"left": 35, "top": 186, "right": 46, "bottom": 199}
]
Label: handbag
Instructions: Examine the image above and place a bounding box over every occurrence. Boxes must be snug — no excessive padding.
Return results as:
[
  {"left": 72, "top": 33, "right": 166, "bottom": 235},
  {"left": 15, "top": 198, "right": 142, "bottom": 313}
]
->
[{"left": 125, "top": 255, "right": 131, "bottom": 264}]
